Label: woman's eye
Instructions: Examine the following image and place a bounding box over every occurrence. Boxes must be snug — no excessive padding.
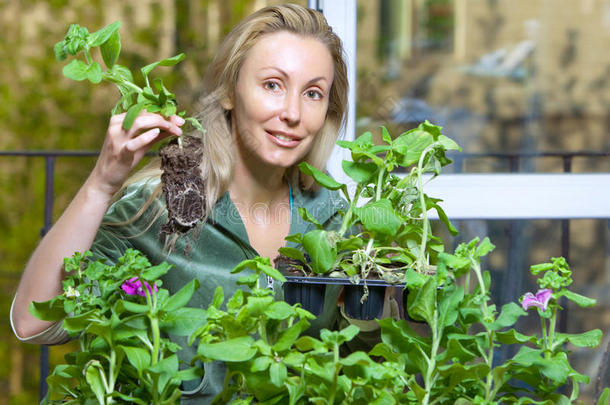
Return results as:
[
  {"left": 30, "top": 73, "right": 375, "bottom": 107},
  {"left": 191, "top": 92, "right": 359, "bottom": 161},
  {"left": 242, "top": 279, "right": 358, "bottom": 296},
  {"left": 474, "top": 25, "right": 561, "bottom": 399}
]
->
[
  {"left": 264, "top": 81, "right": 279, "bottom": 91},
  {"left": 306, "top": 90, "right": 322, "bottom": 100}
]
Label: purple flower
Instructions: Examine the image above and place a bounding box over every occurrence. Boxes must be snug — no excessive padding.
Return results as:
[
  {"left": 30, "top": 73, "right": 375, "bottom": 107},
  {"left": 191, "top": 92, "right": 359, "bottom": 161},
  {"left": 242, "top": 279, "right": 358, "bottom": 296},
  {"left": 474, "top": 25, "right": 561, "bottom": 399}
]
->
[
  {"left": 121, "top": 277, "right": 157, "bottom": 297},
  {"left": 521, "top": 288, "right": 553, "bottom": 311}
]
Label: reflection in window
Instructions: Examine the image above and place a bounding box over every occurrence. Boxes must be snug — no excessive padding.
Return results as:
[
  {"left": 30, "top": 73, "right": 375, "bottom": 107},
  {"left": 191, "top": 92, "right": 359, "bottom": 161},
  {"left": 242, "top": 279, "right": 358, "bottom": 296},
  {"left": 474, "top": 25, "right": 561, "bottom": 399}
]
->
[{"left": 356, "top": 2, "right": 609, "bottom": 402}]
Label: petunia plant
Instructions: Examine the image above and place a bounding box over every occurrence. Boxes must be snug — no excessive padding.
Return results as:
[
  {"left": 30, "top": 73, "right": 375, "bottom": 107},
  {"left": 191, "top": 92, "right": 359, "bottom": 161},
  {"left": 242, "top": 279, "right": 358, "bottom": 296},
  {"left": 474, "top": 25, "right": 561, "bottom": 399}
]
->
[
  {"left": 30, "top": 249, "right": 207, "bottom": 404},
  {"left": 279, "top": 122, "right": 460, "bottom": 287},
  {"left": 53, "top": 21, "right": 203, "bottom": 140}
]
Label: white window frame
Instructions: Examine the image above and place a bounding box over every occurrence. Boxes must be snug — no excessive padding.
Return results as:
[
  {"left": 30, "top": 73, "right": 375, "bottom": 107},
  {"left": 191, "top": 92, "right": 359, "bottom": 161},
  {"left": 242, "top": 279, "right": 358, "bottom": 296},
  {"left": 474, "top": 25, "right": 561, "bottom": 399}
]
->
[{"left": 314, "top": 1, "right": 610, "bottom": 220}]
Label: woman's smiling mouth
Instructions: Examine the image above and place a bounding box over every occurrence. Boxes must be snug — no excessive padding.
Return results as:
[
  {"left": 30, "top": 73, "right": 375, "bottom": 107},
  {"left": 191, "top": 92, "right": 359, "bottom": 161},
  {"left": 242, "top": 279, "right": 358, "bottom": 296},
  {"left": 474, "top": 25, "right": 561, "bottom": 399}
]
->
[{"left": 266, "top": 130, "right": 301, "bottom": 147}]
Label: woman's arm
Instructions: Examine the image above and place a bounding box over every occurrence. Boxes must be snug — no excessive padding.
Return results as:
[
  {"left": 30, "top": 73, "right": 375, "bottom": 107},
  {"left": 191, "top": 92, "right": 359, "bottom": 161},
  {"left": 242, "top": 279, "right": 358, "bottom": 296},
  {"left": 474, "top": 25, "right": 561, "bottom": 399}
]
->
[{"left": 11, "top": 112, "right": 183, "bottom": 340}]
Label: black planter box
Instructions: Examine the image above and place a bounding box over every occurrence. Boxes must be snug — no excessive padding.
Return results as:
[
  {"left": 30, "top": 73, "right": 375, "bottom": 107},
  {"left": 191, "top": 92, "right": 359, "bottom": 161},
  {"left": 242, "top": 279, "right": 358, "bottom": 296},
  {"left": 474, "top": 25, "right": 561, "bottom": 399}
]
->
[{"left": 282, "top": 275, "right": 405, "bottom": 320}]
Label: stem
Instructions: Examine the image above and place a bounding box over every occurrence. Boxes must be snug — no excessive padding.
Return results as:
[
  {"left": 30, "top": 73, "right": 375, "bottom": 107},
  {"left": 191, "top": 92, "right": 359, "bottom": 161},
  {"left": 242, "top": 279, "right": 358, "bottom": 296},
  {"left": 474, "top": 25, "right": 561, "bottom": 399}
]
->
[
  {"left": 422, "top": 310, "right": 439, "bottom": 405},
  {"left": 471, "top": 259, "right": 496, "bottom": 401},
  {"left": 84, "top": 47, "right": 93, "bottom": 65},
  {"left": 416, "top": 145, "right": 435, "bottom": 272},
  {"left": 387, "top": 172, "right": 412, "bottom": 201},
  {"left": 108, "top": 349, "right": 117, "bottom": 396},
  {"left": 548, "top": 306, "right": 557, "bottom": 355},
  {"left": 338, "top": 184, "right": 362, "bottom": 238},
  {"left": 151, "top": 318, "right": 160, "bottom": 365},
  {"left": 327, "top": 343, "right": 340, "bottom": 405},
  {"left": 540, "top": 315, "right": 548, "bottom": 355},
  {"left": 375, "top": 167, "right": 385, "bottom": 201}
]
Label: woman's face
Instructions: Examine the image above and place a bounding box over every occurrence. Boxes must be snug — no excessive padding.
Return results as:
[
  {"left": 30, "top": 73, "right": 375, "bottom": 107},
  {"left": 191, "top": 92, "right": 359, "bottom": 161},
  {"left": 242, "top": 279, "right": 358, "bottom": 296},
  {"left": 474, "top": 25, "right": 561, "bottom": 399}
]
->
[{"left": 230, "top": 31, "right": 334, "bottom": 170}]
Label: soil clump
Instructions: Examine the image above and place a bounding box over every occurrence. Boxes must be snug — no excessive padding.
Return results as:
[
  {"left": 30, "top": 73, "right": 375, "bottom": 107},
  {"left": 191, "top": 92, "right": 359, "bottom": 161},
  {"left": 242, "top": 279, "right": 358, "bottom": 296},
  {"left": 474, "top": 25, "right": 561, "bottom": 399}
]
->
[{"left": 159, "top": 135, "right": 206, "bottom": 236}]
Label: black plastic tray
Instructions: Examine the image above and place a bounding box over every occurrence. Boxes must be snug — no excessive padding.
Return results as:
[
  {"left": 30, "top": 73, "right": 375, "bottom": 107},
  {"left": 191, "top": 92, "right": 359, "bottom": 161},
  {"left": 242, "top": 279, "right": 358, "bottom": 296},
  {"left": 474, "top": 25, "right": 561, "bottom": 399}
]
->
[{"left": 283, "top": 275, "right": 405, "bottom": 288}]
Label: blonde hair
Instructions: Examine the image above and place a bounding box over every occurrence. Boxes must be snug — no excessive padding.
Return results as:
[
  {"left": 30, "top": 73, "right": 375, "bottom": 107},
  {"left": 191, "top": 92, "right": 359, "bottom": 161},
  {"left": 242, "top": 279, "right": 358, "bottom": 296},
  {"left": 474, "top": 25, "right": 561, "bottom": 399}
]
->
[{"left": 119, "top": 4, "right": 348, "bottom": 226}]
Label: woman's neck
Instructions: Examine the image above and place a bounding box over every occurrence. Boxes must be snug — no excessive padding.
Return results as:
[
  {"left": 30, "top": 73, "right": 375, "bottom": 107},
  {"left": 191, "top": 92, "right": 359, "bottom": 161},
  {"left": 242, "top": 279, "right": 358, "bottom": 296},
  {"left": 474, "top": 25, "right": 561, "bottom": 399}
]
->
[{"left": 228, "top": 157, "right": 288, "bottom": 208}]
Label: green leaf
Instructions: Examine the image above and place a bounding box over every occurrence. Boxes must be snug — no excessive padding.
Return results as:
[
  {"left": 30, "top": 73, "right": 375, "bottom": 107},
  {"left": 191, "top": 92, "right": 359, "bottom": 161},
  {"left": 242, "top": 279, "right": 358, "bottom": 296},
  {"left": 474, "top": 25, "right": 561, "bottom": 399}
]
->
[
  {"left": 197, "top": 336, "right": 256, "bottom": 362},
  {"left": 100, "top": 29, "right": 121, "bottom": 68},
  {"left": 294, "top": 335, "right": 323, "bottom": 352},
  {"left": 29, "top": 298, "right": 66, "bottom": 322},
  {"left": 298, "top": 162, "right": 344, "bottom": 190},
  {"left": 269, "top": 362, "right": 287, "bottom": 387},
  {"left": 251, "top": 356, "right": 272, "bottom": 372},
  {"left": 596, "top": 388, "right": 610, "bottom": 405},
  {"left": 297, "top": 207, "right": 323, "bottom": 229},
  {"left": 438, "top": 285, "right": 464, "bottom": 328},
  {"left": 63, "top": 59, "right": 89, "bottom": 81},
  {"left": 105, "top": 64, "right": 135, "bottom": 95},
  {"left": 147, "top": 354, "right": 179, "bottom": 395},
  {"left": 265, "top": 301, "right": 295, "bottom": 320},
  {"left": 436, "top": 337, "right": 476, "bottom": 364},
  {"left": 258, "top": 262, "right": 286, "bottom": 282},
  {"left": 429, "top": 198, "right": 458, "bottom": 236},
  {"left": 381, "top": 126, "right": 392, "bottom": 144},
  {"left": 53, "top": 41, "right": 67, "bottom": 61},
  {"left": 495, "top": 329, "right": 537, "bottom": 345},
  {"left": 88, "top": 21, "right": 122, "bottom": 47},
  {"left": 489, "top": 302, "right": 527, "bottom": 331},
  {"left": 142, "top": 262, "right": 172, "bottom": 280},
  {"left": 211, "top": 286, "right": 224, "bottom": 308},
  {"left": 117, "top": 300, "right": 149, "bottom": 314},
  {"left": 84, "top": 360, "right": 107, "bottom": 405},
  {"left": 354, "top": 199, "right": 402, "bottom": 236},
  {"left": 476, "top": 237, "right": 495, "bottom": 258},
  {"left": 62, "top": 310, "right": 96, "bottom": 334},
  {"left": 277, "top": 247, "right": 307, "bottom": 265},
  {"left": 161, "top": 307, "right": 207, "bottom": 336},
  {"left": 557, "top": 329, "right": 602, "bottom": 348},
  {"left": 164, "top": 279, "right": 199, "bottom": 312},
  {"left": 339, "top": 324, "right": 360, "bottom": 342},
  {"left": 122, "top": 102, "right": 147, "bottom": 130},
  {"left": 119, "top": 345, "right": 150, "bottom": 373},
  {"left": 407, "top": 277, "right": 437, "bottom": 324},
  {"left": 342, "top": 160, "right": 377, "bottom": 183},
  {"left": 404, "top": 268, "right": 428, "bottom": 289},
  {"left": 86, "top": 62, "right": 102, "bottom": 84},
  {"left": 302, "top": 229, "right": 337, "bottom": 274},
  {"left": 273, "top": 320, "right": 309, "bottom": 352},
  {"left": 177, "top": 366, "right": 204, "bottom": 382},
  {"left": 557, "top": 289, "right": 596, "bottom": 308},
  {"left": 392, "top": 129, "right": 434, "bottom": 166},
  {"left": 141, "top": 53, "right": 185, "bottom": 80}
]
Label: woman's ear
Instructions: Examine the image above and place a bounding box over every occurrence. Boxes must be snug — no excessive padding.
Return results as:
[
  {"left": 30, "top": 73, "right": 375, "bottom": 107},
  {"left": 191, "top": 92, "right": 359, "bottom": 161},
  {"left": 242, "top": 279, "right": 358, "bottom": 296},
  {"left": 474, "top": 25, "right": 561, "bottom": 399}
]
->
[{"left": 220, "top": 96, "right": 233, "bottom": 110}]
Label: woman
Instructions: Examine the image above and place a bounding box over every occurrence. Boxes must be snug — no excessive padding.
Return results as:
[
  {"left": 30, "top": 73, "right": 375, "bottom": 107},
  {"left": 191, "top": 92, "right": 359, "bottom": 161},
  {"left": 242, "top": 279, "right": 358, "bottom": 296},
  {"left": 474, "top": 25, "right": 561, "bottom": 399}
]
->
[{"left": 11, "top": 4, "right": 353, "bottom": 402}]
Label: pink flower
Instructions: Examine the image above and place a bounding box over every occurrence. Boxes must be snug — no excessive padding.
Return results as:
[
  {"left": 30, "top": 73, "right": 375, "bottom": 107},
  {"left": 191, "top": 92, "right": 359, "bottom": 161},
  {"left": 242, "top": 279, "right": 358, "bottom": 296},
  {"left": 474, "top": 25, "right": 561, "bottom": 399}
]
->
[
  {"left": 521, "top": 288, "right": 553, "bottom": 312},
  {"left": 121, "top": 277, "right": 157, "bottom": 297}
]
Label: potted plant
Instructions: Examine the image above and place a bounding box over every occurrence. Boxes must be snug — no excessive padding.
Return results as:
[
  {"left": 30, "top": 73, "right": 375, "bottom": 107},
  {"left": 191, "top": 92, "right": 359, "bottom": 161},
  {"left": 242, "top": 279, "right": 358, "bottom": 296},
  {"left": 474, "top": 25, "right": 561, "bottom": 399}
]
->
[{"left": 276, "top": 122, "right": 460, "bottom": 319}]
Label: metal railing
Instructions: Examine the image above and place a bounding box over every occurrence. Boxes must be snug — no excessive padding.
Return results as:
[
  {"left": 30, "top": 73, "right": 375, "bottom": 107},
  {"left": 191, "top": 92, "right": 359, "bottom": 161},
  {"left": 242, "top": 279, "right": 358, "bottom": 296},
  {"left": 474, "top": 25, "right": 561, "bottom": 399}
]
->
[{"left": 1, "top": 149, "right": 608, "bottom": 400}]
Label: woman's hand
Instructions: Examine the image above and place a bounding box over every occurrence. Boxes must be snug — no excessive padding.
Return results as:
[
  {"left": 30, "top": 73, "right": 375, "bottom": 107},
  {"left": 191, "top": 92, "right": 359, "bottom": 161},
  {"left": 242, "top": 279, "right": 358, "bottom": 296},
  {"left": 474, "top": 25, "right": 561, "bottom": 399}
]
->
[{"left": 88, "top": 111, "right": 184, "bottom": 197}]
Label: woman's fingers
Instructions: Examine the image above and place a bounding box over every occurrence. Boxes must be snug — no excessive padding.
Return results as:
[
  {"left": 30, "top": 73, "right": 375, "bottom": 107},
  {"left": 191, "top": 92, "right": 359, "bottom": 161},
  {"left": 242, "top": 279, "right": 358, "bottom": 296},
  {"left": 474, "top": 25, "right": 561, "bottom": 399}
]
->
[
  {"left": 125, "top": 112, "right": 182, "bottom": 138},
  {"left": 124, "top": 128, "right": 163, "bottom": 153}
]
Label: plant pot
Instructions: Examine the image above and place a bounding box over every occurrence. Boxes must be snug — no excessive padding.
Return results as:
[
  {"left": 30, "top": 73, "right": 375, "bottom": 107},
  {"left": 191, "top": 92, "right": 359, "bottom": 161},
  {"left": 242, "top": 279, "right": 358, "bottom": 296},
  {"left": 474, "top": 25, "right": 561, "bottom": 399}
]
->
[
  {"left": 282, "top": 281, "right": 326, "bottom": 316},
  {"left": 343, "top": 284, "right": 386, "bottom": 320},
  {"left": 281, "top": 275, "right": 406, "bottom": 320}
]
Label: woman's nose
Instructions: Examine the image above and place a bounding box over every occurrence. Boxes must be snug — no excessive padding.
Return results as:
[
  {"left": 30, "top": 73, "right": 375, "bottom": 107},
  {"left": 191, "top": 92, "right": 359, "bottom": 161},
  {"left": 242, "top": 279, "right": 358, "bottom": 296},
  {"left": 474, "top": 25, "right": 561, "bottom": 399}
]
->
[{"left": 279, "top": 91, "right": 301, "bottom": 126}]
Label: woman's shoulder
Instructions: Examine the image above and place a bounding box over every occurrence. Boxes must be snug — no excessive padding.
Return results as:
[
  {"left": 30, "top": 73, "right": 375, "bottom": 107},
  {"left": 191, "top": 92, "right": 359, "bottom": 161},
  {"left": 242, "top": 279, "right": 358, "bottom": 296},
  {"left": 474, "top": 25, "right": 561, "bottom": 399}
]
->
[{"left": 105, "top": 177, "right": 163, "bottom": 221}]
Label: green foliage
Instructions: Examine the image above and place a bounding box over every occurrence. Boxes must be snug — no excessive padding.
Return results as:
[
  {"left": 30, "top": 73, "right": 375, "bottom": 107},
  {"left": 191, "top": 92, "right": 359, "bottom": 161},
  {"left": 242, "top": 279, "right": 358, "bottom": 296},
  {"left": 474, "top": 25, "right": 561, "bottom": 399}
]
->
[
  {"left": 190, "top": 257, "right": 405, "bottom": 404},
  {"left": 31, "top": 249, "right": 206, "bottom": 404},
  {"left": 288, "top": 122, "right": 460, "bottom": 282},
  {"left": 53, "top": 21, "right": 203, "bottom": 134}
]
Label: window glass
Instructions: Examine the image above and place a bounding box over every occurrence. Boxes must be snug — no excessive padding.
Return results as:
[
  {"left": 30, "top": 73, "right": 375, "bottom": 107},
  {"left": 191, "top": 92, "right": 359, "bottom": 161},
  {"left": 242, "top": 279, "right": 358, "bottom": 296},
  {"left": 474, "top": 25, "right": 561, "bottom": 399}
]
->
[
  {"left": 356, "top": 0, "right": 610, "bottom": 174},
  {"left": 356, "top": 2, "right": 609, "bottom": 402}
]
